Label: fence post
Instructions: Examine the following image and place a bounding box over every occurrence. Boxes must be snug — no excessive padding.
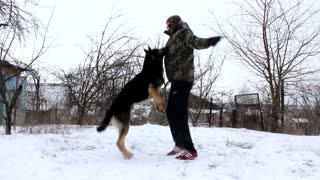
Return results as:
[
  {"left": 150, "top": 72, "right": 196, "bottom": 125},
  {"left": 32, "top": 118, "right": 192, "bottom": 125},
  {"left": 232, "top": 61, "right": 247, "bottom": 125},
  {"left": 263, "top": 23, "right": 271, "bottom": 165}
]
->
[
  {"left": 208, "top": 98, "right": 213, "bottom": 127},
  {"left": 219, "top": 109, "right": 223, "bottom": 127}
]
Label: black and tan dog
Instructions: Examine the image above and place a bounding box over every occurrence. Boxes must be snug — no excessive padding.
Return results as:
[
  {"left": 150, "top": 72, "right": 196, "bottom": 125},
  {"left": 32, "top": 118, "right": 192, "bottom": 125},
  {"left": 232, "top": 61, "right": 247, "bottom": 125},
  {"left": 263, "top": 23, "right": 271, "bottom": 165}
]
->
[{"left": 97, "top": 47, "right": 165, "bottom": 159}]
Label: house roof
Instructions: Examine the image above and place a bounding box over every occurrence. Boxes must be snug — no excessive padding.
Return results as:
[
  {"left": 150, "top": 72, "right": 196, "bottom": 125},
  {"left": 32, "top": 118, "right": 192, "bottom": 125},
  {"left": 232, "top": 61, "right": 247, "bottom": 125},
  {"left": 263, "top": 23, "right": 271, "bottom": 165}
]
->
[{"left": 0, "top": 60, "right": 28, "bottom": 73}]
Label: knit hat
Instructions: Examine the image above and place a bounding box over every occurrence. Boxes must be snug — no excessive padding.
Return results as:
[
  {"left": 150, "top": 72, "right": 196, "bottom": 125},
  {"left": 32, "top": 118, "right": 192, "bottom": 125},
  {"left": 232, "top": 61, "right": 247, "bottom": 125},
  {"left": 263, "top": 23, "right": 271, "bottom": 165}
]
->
[{"left": 166, "top": 15, "right": 182, "bottom": 26}]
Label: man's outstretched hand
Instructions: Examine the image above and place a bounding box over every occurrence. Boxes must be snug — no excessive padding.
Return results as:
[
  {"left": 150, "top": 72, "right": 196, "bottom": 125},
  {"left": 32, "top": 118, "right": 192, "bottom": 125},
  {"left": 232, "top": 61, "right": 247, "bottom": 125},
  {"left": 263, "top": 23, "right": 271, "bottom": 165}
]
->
[{"left": 208, "top": 36, "right": 223, "bottom": 47}]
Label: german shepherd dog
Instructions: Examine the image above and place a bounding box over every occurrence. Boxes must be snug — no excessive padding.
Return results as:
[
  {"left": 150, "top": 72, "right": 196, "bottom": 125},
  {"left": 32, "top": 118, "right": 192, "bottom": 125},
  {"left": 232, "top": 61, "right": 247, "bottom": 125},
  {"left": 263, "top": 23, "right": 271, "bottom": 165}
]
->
[{"left": 97, "top": 47, "right": 165, "bottom": 159}]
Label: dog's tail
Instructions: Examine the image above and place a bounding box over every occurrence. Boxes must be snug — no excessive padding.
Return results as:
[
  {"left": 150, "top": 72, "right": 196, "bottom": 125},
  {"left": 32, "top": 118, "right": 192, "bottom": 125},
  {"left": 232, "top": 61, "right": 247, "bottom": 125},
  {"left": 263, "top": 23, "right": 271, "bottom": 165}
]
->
[{"left": 97, "top": 109, "right": 113, "bottom": 132}]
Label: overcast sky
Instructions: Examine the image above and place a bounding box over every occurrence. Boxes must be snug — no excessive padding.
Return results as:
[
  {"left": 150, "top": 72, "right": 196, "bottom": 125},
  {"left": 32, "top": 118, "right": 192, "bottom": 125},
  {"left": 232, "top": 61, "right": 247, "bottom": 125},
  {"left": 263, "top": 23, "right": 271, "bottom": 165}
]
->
[
  {"left": 16, "top": 0, "right": 276, "bottom": 92},
  {"left": 26, "top": 0, "right": 232, "bottom": 64}
]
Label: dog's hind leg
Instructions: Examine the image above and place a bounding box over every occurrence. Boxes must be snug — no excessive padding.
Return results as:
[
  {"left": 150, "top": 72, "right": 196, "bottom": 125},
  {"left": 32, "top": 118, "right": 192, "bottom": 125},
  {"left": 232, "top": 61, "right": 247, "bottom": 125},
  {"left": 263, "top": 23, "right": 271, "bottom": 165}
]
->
[
  {"left": 117, "top": 124, "right": 133, "bottom": 159},
  {"left": 148, "top": 84, "right": 165, "bottom": 113},
  {"left": 115, "top": 112, "right": 133, "bottom": 159}
]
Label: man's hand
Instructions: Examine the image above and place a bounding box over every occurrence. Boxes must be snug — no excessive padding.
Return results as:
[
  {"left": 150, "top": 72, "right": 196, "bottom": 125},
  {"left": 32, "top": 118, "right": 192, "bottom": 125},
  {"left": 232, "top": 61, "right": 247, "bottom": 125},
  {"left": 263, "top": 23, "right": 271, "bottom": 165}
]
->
[{"left": 208, "top": 36, "right": 223, "bottom": 47}]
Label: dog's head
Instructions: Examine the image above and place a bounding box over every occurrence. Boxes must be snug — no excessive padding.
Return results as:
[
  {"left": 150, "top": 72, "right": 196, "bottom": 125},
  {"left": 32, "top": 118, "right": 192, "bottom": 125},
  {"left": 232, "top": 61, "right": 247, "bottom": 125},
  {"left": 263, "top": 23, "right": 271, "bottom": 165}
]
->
[
  {"left": 144, "top": 46, "right": 165, "bottom": 62},
  {"left": 143, "top": 46, "right": 164, "bottom": 69},
  {"left": 142, "top": 46, "right": 164, "bottom": 85}
]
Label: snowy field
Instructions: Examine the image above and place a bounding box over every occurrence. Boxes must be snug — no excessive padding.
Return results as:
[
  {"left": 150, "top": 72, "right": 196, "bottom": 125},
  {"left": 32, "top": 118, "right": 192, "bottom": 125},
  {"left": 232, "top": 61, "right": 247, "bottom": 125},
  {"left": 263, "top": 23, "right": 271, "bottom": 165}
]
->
[{"left": 1, "top": 124, "right": 320, "bottom": 180}]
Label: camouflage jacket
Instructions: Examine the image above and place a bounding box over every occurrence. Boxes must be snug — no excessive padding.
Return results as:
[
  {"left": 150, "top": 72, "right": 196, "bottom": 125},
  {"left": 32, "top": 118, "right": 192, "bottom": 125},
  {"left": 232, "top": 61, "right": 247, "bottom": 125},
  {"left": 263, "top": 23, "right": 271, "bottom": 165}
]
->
[{"left": 163, "top": 23, "right": 211, "bottom": 82}]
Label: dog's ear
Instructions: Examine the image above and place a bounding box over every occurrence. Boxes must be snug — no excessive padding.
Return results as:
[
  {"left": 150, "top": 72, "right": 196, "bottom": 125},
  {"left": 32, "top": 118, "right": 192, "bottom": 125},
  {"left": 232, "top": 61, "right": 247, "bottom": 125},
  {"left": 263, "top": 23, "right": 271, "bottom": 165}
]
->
[
  {"left": 144, "top": 49, "right": 148, "bottom": 54},
  {"left": 148, "top": 46, "right": 152, "bottom": 52}
]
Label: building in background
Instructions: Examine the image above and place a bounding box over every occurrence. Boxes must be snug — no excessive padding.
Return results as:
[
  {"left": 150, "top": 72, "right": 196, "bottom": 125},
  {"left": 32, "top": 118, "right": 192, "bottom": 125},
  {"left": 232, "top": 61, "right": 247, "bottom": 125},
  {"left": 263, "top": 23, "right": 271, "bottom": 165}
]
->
[{"left": 0, "top": 60, "right": 27, "bottom": 125}]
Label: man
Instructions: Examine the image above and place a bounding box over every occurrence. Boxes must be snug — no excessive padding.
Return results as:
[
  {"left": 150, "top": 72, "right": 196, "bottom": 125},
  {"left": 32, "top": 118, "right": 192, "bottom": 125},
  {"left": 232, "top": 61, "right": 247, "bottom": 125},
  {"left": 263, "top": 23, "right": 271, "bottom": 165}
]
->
[{"left": 163, "top": 15, "right": 222, "bottom": 160}]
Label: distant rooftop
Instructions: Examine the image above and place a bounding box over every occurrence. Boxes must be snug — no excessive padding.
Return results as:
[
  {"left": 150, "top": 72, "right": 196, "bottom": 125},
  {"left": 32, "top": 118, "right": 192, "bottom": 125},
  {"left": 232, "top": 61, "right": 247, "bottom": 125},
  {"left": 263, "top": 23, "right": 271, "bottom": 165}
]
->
[{"left": 0, "top": 60, "right": 27, "bottom": 72}]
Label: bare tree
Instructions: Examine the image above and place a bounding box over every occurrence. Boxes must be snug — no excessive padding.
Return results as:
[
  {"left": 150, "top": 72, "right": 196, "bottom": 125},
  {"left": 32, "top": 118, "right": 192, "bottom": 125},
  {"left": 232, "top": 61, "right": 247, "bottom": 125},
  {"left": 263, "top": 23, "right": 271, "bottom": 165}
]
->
[
  {"left": 190, "top": 50, "right": 224, "bottom": 126},
  {"left": 211, "top": 0, "right": 320, "bottom": 132},
  {"left": 288, "top": 82, "right": 320, "bottom": 135},
  {"left": 0, "top": 0, "right": 41, "bottom": 41},
  {"left": 0, "top": 0, "right": 52, "bottom": 134},
  {"left": 56, "top": 13, "right": 141, "bottom": 125},
  {"left": 0, "top": 67, "right": 24, "bottom": 135}
]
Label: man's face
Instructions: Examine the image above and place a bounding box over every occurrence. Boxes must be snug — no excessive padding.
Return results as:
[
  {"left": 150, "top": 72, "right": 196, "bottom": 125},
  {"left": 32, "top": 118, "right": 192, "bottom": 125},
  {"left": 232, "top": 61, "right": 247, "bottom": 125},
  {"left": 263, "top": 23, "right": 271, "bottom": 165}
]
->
[{"left": 166, "top": 22, "right": 172, "bottom": 31}]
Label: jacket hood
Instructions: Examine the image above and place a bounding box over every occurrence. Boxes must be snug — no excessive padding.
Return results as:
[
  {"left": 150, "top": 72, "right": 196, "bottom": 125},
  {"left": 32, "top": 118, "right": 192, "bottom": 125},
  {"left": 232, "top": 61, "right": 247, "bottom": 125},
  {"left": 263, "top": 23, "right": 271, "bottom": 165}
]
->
[
  {"left": 163, "top": 21, "right": 191, "bottom": 36},
  {"left": 164, "top": 22, "right": 189, "bottom": 36}
]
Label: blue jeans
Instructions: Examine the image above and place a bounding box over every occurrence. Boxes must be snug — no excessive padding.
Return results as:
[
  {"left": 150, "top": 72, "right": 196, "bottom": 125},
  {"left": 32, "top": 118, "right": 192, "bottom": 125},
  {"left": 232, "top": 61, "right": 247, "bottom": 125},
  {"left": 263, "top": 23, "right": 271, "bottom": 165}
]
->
[{"left": 166, "top": 80, "right": 196, "bottom": 152}]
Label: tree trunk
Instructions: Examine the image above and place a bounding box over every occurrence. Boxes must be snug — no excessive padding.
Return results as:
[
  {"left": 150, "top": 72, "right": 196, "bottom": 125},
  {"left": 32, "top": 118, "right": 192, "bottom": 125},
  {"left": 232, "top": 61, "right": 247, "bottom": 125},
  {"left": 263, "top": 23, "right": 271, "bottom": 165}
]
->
[
  {"left": 280, "top": 80, "right": 285, "bottom": 132},
  {"left": 271, "top": 104, "right": 280, "bottom": 132},
  {"left": 5, "top": 110, "right": 12, "bottom": 135},
  {"left": 77, "top": 106, "right": 85, "bottom": 125},
  {"left": 232, "top": 110, "right": 237, "bottom": 128},
  {"left": 270, "top": 83, "right": 281, "bottom": 133}
]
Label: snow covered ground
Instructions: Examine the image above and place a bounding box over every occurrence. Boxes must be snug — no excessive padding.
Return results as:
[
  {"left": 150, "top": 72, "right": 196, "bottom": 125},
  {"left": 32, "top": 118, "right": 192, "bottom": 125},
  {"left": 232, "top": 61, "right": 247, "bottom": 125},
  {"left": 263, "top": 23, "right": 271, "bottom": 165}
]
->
[{"left": 1, "top": 124, "right": 320, "bottom": 180}]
